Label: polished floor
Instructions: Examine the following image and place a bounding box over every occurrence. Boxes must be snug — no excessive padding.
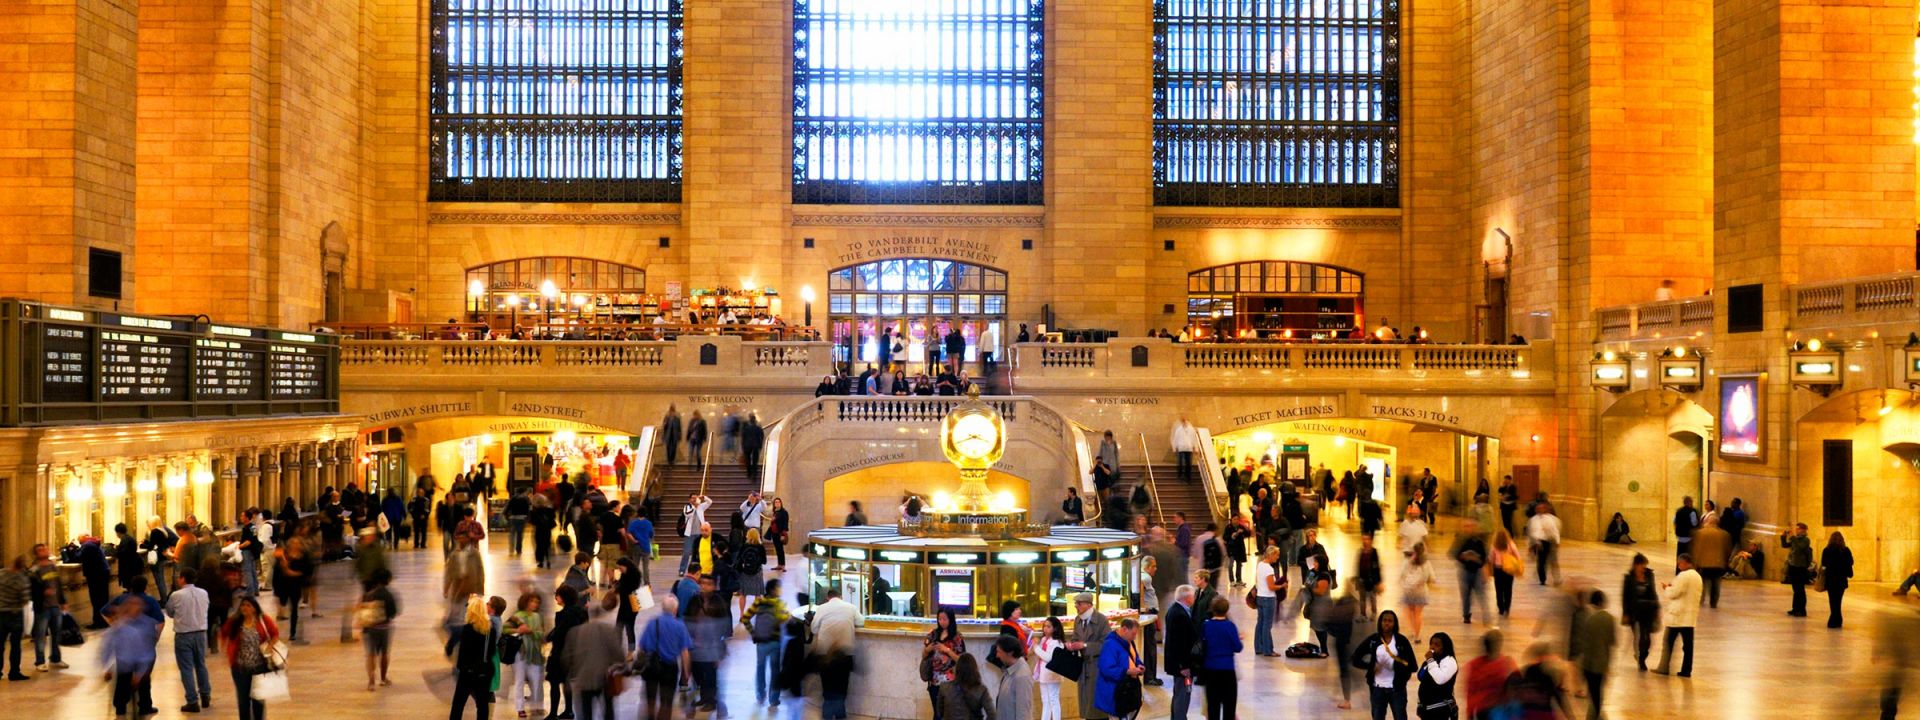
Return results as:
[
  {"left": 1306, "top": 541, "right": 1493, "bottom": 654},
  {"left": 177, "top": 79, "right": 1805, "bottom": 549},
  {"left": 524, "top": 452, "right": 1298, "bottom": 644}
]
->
[{"left": 5, "top": 510, "right": 1913, "bottom": 719}]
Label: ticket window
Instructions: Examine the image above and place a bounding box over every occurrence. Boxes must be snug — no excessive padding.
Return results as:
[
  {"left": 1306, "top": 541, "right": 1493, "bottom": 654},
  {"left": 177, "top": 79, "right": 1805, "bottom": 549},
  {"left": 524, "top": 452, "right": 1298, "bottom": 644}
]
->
[
  {"left": 870, "top": 562, "right": 925, "bottom": 617},
  {"left": 991, "top": 564, "right": 1048, "bottom": 619}
]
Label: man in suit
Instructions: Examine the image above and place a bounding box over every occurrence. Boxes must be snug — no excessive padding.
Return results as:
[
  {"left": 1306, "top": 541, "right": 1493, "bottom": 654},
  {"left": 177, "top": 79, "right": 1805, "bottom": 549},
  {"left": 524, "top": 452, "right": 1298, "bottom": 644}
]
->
[
  {"left": 1068, "top": 592, "right": 1111, "bottom": 719},
  {"left": 661, "top": 405, "right": 683, "bottom": 466},
  {"left": 1163, "top": 585, "right": 1198, "bottom": 720}
]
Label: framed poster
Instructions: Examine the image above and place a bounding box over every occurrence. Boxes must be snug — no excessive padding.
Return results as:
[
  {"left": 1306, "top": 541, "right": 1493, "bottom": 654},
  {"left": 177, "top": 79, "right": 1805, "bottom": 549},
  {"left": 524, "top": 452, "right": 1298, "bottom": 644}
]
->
[{"left": 1718, "top": 375, "right": 1763, "bottom": 460}]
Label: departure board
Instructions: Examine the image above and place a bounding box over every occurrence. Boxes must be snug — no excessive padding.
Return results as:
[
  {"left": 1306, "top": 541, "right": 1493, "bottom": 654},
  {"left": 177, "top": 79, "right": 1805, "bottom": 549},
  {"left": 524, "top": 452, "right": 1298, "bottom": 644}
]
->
[
  {"left": 194, "top": 338, "right": 265, "bottom": 401},
  {"left": 5, "top": 301, "right": 340, "bottom": 426}
]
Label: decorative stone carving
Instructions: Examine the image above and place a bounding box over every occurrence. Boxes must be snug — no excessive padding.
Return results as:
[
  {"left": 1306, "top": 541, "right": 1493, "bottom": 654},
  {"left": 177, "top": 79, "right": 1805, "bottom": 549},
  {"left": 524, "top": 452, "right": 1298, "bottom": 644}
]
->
[
  {"left": 429, "top": 212, "right": 683, "bottom": 226},
  {"left": 792, "top": 212, "right": 1044, "bottom": 228},
  {"left": 1152, "top": 215, "right": 1401, "bottom": 230}
]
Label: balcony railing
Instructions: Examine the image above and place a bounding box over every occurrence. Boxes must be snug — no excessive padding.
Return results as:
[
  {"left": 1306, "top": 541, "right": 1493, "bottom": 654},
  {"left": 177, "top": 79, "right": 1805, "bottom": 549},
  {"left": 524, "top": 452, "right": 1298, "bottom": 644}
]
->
[
  {"left": 338, "top": 338, "right": 834, "bottom": 379},
  {"left": 1013, "top": 339, "right": 1550, "bottom": 389},
  {"left": 1792, "top": 271, "right": 1919, "bottom": 328},
  {"left": 1592, "top": 297, "right": 1715, "bottom": 341}
]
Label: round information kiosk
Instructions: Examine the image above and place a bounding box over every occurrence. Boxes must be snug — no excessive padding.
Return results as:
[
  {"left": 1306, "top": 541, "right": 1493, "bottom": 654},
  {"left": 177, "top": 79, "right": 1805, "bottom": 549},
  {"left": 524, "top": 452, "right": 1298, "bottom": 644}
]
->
[{"left": 802, "top": 387, "right": 1141, "bottom": 719}]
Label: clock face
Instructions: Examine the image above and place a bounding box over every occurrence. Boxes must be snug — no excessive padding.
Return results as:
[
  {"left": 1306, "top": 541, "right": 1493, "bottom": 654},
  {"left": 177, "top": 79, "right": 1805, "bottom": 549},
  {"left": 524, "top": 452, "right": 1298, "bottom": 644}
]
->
[{"left": 952, "top": 414, "right": 998, "bottom": 458}]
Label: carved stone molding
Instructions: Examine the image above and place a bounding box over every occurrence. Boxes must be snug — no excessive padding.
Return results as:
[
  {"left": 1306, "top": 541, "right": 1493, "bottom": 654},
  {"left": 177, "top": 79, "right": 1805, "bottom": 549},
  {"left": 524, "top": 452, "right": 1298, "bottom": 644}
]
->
[
  {"left": 430, "top": 212, "right": 683, "bottom": 226},
  {"left": 1153, "top": 215, "right": 1402, "bottom": 230},
  {"left": 792, "top": 212, "right": 1044, "bottom": 228}
]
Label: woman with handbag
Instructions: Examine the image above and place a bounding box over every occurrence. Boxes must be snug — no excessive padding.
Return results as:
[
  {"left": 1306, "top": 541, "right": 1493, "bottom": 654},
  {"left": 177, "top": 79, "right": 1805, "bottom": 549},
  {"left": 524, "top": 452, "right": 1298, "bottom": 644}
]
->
[
  {"left": 1821, "top": 532, "right": 1854, "bottom": 628},
  {"left": 450, "top": 595, "right": 500, "bottom": 720},
  {"left": 1415, "top": 632, "right": 1459, "bottom": 720},
  {"left": 504, "top": 592, "right": 548, "bottom": 718},
  {"left": 923, "top": 608, "right": 968, "bottom": 719},
  {"left": 220, "top": 596, "right": 280, "bottom": 720},
  {"left": 769, "top": 498, "right": 792, "bottom": 572},
  {"left": 613, "top": 558, "right": 644, "bottom": 650},
  {"left": 359, "top": 568, "right": 400, "bottom": 690},
  {"left": 1252, "top": 546, "right": 1284, "bottom": 657},
  {"left": 1030, "top": 617, "right": 1068, "bottom": 720},
  {"left": 1488, "top": 530, "right": 1521, "bottom": 619},
  {"left": 1620, "top": 554, "right": 1660, "bottom": 671}
]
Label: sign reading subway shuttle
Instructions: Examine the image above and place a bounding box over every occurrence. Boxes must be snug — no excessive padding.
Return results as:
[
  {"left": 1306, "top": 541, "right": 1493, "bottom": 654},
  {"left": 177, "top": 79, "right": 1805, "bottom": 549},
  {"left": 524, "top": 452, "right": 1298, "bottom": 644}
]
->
[{"left": 1, "top": 299, "right": 340, "bottom": 426}]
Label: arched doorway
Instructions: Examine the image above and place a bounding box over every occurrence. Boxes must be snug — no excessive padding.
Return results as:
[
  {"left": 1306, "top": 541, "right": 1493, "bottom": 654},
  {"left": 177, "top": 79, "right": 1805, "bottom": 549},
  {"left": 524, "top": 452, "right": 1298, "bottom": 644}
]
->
[
  {"left": 1598, "top": 390, "right": 1713, "bottom": 544},
  {"left": 1186, "top": 260, "right": 1364, "bottom": 341},
  {"left": 826, "top": 258, "right": 1008, "bottom": 372},
  {"left": 1794, "top": 389, "right": 1920, "bottom": 581},
  {"left": 819, "top": 462, "right": 1032, "bottom": 528}
]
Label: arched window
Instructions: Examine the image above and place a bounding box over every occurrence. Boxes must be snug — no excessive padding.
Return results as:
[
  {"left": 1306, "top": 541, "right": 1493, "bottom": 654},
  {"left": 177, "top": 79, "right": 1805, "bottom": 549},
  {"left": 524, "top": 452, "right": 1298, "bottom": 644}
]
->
[
  {"left": 827, "top": 259, "right": 1009, "bottom": 368},
  {"left": 1187, "top": 261, "right": 1363, "bottom": 340},
  {"left": 465, "top": 257, "right": 649, "bottom": 322}
]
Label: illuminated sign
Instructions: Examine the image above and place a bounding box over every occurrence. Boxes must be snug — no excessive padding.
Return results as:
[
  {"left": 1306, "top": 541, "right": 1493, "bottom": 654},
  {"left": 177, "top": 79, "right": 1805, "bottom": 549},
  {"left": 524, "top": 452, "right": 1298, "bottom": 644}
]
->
[
  {"left": 994, "top": 551, "right": 1041, "bottom": 565},
  {"left": 1718, "top": 375, "right": 1763, "bottom": 460},
  {"left": 832, "top": 547, "right": 869, "bottom": 561},
  {"left": 877, "top": 550, "right": 922, "bottom": 563},
  {"left": 1100, "top": 547, "right": 1128, "bottom": 559},
  {"left": 1051, "top": 550, "right": 1092, "bottom": 563},
  {"left": 934, "top": 552, "right": 983, "bottom": 565},
  {"left": 46, "top": 309, "right": 87, "bottom": 322}
]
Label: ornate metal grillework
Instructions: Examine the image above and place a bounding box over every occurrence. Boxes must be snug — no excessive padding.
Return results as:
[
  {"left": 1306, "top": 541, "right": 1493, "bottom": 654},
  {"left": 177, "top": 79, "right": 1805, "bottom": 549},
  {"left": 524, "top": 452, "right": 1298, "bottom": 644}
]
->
[
  {"left": 1152, "top": 0, "right": 1399, "bottom": 208},
  {"left": 429, "top": 0, "right": 684, "bottom": 202},
  {"left": 792, "top": 0, "right": 1045, "bottom": 205}
]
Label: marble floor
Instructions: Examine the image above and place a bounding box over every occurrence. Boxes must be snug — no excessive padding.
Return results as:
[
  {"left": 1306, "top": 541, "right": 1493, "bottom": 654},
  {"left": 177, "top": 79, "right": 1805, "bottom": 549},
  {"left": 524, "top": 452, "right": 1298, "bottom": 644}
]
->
[{"left": 5, "top": 512, "right": 1913, "bottom": 719}]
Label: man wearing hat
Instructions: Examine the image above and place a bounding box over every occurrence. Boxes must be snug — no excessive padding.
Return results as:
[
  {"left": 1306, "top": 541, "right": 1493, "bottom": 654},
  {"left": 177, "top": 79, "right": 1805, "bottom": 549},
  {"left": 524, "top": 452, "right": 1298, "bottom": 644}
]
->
[
  {"left": 1066, "top": 592, "right": 1112, "bottom": 719},
  {"left": 353, "top": 526, "right": 389, "bottom": 586}
]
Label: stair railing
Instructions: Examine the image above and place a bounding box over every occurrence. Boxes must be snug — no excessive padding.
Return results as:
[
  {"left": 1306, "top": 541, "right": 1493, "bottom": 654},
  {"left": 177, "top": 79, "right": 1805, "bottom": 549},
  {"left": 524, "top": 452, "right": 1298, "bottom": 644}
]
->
[
  {"left": 1194, "top": 426, "right": 1229, "bottom": 524},
  {"left": 698, "top": 437, "right": 714, "bottom": 497},
  {"left": 1138, "top": 433, "right": 1166, "bottom": 528},
  {"left": 627, "top": 425, "right": 658, "bottom": 501}
]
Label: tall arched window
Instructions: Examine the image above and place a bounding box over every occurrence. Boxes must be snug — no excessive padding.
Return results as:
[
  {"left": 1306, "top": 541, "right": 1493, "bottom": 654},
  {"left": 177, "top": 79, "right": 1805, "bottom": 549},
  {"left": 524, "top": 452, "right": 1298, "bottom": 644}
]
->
[
  {"left": 429, "top": 0, "right": 684, "bottom": 202},
  {"left": 1187, "top": 260, "right": 1363, "bottom": 340},
  {"left": 827, "top": 259, "right": 1009, "bottom": 368},
  {"left": 1153, "top": 0, "right": 1399, "bottom": 207},
  {"left": 792, "top": 0, "right": 1045, "bottom": 205}
]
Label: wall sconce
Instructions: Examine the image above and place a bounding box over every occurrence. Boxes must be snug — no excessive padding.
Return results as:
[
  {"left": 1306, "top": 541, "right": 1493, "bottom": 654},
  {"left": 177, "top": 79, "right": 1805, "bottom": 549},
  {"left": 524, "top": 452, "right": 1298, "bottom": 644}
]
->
[
  {"left": 1904, "top": 333, "right": 1920, "bottom": 388},
  {"left": 1658, "top": 346, "right": 1703, "bottom": 392},
  {"left": 1789, "top": 338, "right": 1843, "bottom": 396},
  {"left": 1590, "top": 350, "right": 1630, "bottom": 392}
]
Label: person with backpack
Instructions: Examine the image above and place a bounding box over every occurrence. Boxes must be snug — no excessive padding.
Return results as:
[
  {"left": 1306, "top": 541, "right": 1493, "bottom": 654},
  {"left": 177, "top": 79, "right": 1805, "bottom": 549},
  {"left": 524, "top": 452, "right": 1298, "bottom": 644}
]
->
[
  {"left": 747, "top": 578, "right": 790, "bottom": 708},
  {"left": 500, "top": 591, "right": 546, "bottom": 718},
  {"left": 736, "top": 529, "right": 769, "bottom": 618},
  {"left": 639, "top": 594, "right": 694, "bottom": 720},
  {"left": 777, "top": 601, "right": 813, "bottom": 720}
]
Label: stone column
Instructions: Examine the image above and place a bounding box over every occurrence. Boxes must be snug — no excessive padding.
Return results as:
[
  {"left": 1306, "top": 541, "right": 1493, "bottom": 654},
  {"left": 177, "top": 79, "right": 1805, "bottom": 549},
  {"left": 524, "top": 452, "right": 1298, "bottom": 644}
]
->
[
  {"left": 682, "top": 0, "right": 789, "bottom": 293},
  {"left": 311, "top": 444, "right": 330, "bottom": 508},
  {"left": 1711, "top": 0, "right": 1917, "bottom": 548},
  {"left": 334, "top": 441, "right": 356, "bottom": 493},
  {"left": 260, "top": 449, "right": 282, "bottom": 513},
  {"left": 236, "top": 454, "right": 258, "bottom": 519}
]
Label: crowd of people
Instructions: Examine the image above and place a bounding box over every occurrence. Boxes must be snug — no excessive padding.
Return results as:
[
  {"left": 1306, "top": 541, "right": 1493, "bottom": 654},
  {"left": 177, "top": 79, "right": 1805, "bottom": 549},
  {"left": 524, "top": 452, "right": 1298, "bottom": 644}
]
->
[{"left": 4, "top": 447, "right": 1908, "bottom": 720}]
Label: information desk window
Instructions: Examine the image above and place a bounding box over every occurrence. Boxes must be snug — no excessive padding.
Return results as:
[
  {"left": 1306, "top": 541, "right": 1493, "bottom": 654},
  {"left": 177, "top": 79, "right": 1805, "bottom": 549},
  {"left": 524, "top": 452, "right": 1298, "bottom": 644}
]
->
[{"left": 804, "top": 541, "right": 1138, "bottom": 621}]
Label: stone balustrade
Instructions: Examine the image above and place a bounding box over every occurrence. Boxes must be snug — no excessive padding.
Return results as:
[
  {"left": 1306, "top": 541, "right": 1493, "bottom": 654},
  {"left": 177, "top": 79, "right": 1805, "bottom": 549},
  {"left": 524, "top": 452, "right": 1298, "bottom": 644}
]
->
[
  {"left": 1792, "top": 271, "right": 1919, "bottom": 328},
  {"left": 1012, "top": 339, "right": 1551, "bottom": 392},
  {"left": 339, "top": 337, "right": 835, "bottom": 383},
  {"left": 1592, "top": 297, "right": 1715, "bottom": 342}
]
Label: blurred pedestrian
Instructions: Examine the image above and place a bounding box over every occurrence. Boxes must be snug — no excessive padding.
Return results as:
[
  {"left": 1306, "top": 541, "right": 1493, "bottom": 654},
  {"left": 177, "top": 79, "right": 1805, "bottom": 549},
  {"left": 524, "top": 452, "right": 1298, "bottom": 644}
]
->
[
  {"left": 545, "top": 586, "right": 586, "bottom": 719},
  {"left": 450, "top": 596, "right": 500, "bottom": 720},
  {"left": 638, "top": 594, "right": 693, "bottom": 720},
  {"left": 504, "top": 591, "right": 548, "bottom": 717},
  {"left": 1822, "top": 532, "right": 1855, "bottom": 628},
  {"left": 1571, "top": 590, "right": 1615, "bottom": 720},
  {"left": 1463, "top": 630, "right": 1517, "bottom": 720},
  {"left": 1401, "top": 544, "right": 1435, "bottom": 643},
  {"left": 358, "top": 568, "right": 399, "bottom": 691},
  {"left": 1620, "top": 554, "right": 1660, "bottom": 672},
  {"left": 220, "top": 596, "right": 277, "bottom": 720}
]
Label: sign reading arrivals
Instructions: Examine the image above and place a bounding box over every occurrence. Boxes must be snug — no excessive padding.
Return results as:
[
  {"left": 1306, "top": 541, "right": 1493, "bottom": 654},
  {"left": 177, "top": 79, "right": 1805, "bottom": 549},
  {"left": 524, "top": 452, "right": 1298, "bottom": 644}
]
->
[{"left": 3, "top": 300, "right": 340, "bottom": 426}]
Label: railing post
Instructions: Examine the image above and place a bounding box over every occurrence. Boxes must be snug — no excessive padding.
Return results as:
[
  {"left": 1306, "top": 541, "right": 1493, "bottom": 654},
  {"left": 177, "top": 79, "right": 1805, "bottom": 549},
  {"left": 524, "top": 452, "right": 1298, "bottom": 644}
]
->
[
  {"left": 1399, "top": 346, "right": 1415, "bottom": 371},
  {"left": 428, "top": 343, "right": 446, "bottom": 368}
]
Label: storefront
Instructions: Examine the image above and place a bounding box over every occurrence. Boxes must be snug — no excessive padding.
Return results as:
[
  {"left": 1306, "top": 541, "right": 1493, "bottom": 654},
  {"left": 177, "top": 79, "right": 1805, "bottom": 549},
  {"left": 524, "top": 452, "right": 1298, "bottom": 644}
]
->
[
  {"left": 1187, "top": 260, "right": 1364, "bottom": 341},
  {"left": 466, "top": 256, "right": 657, "bottom": 327},
  {"left": 827, "top": 258, "right": 1008, "bottom": 371},
  {"left": 430, "top": 427, "right": 637, "bottom": 495}
]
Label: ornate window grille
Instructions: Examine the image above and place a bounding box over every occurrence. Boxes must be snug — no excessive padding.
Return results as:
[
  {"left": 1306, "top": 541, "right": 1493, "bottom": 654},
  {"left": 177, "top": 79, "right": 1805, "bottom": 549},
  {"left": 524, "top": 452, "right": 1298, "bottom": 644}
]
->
[
  {"left": 793, "top": 0, "right": 1044, "bottom": 205},
  {"left": 1153, "top": 0, "right": 1398, "bottom": 207},
  {"left": 430, "top": 0, "right": 683, "bottom": 202}
]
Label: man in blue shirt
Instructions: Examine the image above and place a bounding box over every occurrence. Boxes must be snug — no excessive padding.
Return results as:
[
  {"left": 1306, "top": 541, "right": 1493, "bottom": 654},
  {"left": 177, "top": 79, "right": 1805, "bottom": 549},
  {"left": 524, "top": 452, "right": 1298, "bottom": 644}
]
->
[
  {"left": 625, "top": 510, "right": 656, "bottom": 584},
  {"left": 99, "top": 595, "right": 160, "bottom": 717},
  {"left": 104, "top": 575, "right": 166, "bottom": 629},
  {"left": 638, "top": 595, "right": 694, "bottom": 719}
]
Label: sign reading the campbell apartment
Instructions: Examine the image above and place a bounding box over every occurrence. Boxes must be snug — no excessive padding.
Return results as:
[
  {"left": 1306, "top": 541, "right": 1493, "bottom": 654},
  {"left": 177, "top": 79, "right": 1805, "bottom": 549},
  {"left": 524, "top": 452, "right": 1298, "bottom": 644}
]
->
[{"left": 840, "top": 237, "right": 999, "bottom": 266}]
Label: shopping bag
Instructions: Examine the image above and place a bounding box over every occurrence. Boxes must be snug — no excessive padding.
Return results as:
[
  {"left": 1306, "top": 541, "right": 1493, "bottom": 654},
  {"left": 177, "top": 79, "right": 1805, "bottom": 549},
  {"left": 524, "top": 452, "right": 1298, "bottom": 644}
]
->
[
  {"left": 251, "top": 670, "right": 291, "bottom": 702},
  {"left": 636, "top": 586, "right": 655, "bottom": 612}
]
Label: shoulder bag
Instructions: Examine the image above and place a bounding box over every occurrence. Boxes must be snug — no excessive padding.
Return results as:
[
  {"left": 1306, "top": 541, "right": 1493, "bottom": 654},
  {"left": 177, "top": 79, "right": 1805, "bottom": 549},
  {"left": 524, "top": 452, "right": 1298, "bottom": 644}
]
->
[
  {"left": 1044, "top": 645, "right": 1084, "bottom": 680},
  {"left": 1112, "top": 643, "right": 1144, "bottom": 717}
]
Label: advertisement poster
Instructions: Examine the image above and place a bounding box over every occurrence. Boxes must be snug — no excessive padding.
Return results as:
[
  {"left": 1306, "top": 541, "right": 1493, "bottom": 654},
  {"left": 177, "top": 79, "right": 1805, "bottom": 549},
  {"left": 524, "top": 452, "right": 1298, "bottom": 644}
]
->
[{"left": 1718, "top": 375, "right": 1763, "bottom": 460}]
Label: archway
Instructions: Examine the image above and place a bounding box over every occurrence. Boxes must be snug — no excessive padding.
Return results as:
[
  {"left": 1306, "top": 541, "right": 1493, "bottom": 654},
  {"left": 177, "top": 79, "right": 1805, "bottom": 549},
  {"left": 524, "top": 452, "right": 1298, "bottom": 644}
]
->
[
  {"left": 465, "top": 257, "right": 650, "bottom": 326},
  {"left": 1185, "top": 260, "right": 1364, "bottom": 341},
  {"left": 819, "top": 462, "right": 1033, "bottom": 529},
  {"left": 1598, "top": 390, "right": 1713, "bottom": 544},
  {"left": 1794, "top": 389, "right": 1920, "bottom": 581},
  {"left": 825, "top": 258, "right": 1008, "bottom": 371},
  {"left": 362, "top": 414, "right": 645, "bottom": 507},
  {"left": 1211, "top": 417, "right": 1497, "bottom": 528}
]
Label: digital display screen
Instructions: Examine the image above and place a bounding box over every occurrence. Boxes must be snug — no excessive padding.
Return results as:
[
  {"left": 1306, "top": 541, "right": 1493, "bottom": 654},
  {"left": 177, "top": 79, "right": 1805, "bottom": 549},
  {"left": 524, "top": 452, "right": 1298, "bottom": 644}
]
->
[
  {"left": 1718, "top": 376, "right": 1762, "bottom": 459},
  {"left": 40, "top": 324, "right": 93, "bottom": 403},
  {"left": 936, "top": 579, "right": 973, "bottom": 611},
  {"left": 99, "top": 331, "right": 189, "bottom": 401},
  {"left": 1064, "top": 567, "right": 1087, "bottom": 590}
]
